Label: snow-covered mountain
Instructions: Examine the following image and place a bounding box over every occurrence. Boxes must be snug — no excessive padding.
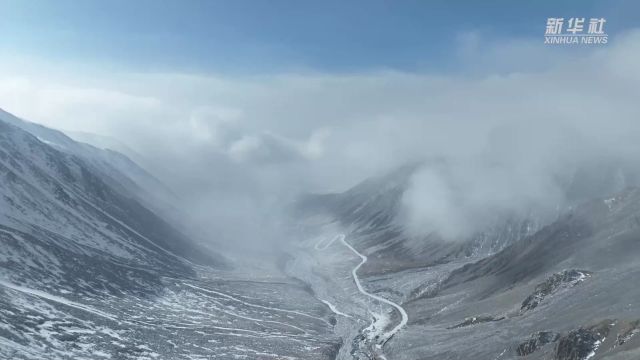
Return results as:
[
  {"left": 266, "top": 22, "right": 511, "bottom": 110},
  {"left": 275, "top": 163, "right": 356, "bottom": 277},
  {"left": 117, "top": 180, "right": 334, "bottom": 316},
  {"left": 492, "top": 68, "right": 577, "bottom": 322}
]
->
[
  {"left": 3, "top": 105, "right": 640, "bottom": 360},
  {"left": 0, "top": 110, "right": 226, "bottom": 287},
  {"left": 0, "top": 109, "right": 339, "bottom": 359},
  {"left": 291, "top": 162, "right": 640, "bottom": 360},
  {"left": 295, "top": 162, "right": 542, "bottom": 273}
]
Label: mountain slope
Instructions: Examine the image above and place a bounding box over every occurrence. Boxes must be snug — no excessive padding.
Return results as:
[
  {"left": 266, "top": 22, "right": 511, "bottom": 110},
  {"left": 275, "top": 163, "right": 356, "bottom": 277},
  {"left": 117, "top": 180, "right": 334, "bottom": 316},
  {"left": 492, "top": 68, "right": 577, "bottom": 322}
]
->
[
  {"left": 0, "top": 113, "right": 227, "bottom": 294},
  {"left": 291, "top": 163, "right": 640, "bottom": 360},
  {"left": 0, "top": 108, "right": 184, "bottom": 228},
  {"left": 295, "top": 162, "right": 541, "bottom": 275},
  {"left": 0, "top": 110, "right": 339, "bottom": 360}
]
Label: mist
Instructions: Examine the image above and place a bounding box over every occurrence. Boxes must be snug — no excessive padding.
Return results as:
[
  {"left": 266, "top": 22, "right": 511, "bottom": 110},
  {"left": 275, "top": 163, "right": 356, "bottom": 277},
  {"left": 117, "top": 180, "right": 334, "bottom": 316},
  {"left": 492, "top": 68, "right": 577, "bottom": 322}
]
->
[{"left": 1, "top": 30, "right": 639, "bottom": 247}]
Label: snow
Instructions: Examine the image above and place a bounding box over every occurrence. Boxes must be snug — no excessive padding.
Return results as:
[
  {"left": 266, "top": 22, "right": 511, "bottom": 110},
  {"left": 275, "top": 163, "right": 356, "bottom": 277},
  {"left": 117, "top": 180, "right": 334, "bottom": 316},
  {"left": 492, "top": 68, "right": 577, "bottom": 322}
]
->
[
  {"left": 0, "top": 279, "right": 117, "bottom": 321},
  {"left": 313, "top": 234, "right": 341, "bottom": 250},
  {"left": 320, "top": 299, "right": 351, "bottom": 318},
  {"left": 585, "top": 339, "right": 603, "bottom": 360},
  {"left": 182, "top": 283, "right": 328, "bottom": 324},
  {"left": 36, "top": 136, "right": 65, "bottom": 150},
  {"left": 604, "top": 197, "right": 616, "bottom": 210}
]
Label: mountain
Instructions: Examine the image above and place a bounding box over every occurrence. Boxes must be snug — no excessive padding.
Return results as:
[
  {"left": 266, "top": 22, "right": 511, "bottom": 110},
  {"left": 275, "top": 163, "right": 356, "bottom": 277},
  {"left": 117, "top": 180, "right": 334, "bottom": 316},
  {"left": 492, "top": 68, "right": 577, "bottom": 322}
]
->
[
  {"left": 0, "top": 109, "right": 182, "bottom": 225},
  {"left": 290, "top": 162, "right": 640, "bottom": 360},
  {"left": 0, "top": 109, "right": 339, "bottom": 360},
  {"left": 4, "top": 105, "right": 639, "bottom": 360},
  {"left": 295, "top": 162, "right": 541, "bottom": 274}
]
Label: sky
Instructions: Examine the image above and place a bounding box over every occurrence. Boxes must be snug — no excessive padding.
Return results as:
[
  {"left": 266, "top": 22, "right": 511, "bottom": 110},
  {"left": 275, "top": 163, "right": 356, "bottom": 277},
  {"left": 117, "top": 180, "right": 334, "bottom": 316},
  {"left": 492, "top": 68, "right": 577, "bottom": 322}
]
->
[
  {"left": 1, "top": 1, "right": 640, "bottom": 245},
  {"left": 1, "top": 0, "right": 638, "bottom": 73}
]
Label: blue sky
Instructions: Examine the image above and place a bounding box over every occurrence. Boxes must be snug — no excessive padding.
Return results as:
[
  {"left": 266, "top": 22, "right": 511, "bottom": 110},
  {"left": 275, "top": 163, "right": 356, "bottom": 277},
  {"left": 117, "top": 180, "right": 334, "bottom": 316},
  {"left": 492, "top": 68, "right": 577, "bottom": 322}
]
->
[{"left": 1, "top": 0, "right": 638, "bottom": 74}]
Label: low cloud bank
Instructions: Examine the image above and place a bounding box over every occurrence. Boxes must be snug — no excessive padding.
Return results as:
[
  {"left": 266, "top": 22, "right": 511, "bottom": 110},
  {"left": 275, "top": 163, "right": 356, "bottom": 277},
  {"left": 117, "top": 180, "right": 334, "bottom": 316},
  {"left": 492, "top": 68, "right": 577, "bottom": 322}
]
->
[{"left": 1, "top": 31, "right": 639, "bottom": 245}]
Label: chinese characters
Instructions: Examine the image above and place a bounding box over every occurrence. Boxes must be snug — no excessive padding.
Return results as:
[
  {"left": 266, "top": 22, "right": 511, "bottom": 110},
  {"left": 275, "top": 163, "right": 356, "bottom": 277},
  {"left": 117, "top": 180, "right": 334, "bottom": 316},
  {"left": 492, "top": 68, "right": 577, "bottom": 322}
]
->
[{"left": 544, "top": 17, "right": 608, "bottom": 45}]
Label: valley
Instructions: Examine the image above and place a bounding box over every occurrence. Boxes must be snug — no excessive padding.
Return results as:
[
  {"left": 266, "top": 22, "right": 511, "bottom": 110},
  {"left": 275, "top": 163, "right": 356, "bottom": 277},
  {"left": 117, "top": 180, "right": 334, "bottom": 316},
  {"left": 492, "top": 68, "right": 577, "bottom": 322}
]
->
[{"left": 2, "top": 107, "right": 640, "bottom": 360}]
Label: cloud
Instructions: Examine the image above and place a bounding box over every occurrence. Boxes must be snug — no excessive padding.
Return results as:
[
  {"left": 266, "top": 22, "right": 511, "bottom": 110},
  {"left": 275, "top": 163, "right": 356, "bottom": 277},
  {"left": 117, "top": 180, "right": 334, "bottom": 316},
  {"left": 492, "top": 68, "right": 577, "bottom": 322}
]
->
[
  {"left": 0, "top": 30, "right": 639, "bottom": 244},
  {"left": 188, "top": 105, "right": 243, "bottom": 145},
  {"left": 228, "top": 128, "right": 329, "bottom": 164}
]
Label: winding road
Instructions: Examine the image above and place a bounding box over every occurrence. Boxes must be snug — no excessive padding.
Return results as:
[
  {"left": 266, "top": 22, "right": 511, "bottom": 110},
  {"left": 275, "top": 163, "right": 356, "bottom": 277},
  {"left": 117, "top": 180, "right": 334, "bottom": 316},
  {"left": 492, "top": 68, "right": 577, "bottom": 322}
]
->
[
  {"left": 338, "top": 235, "right": 408, "bottom": 344},
  {"left": 315, "top": 233, "right": 408, "bottom": 355}
]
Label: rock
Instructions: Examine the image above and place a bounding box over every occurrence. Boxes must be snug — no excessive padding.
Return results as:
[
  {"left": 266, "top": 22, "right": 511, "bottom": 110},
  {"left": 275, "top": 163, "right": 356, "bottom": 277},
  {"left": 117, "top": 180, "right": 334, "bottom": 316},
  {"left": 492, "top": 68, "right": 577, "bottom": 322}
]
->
[
  {"left": 517, "top": 331, "right": 560, "bottom": 356},
  {"left": 449, "top": 315, "right": 505, "bottom": 329},
  {"left": 521, "top": 270, "right": 592, "bottom": 312},
  {"left": 555, "top": 320, "right": 613, "bottom": 360},
  {"left": 616, "top": 320, "right": 640, "bottom": 347}
]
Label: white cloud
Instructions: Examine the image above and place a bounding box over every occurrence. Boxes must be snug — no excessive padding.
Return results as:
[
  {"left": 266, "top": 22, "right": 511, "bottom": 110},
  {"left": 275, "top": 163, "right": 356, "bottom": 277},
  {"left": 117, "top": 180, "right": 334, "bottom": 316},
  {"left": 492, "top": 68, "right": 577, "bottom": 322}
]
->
[
  {"left": 188, "top": 105, "right": 243, "bottom": 145},
  {"left": 1, "top": 30, "right": 639, "bottom": 243},
  {"left": 227, "top": 130, "right": 329, "bottom": 164}
]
